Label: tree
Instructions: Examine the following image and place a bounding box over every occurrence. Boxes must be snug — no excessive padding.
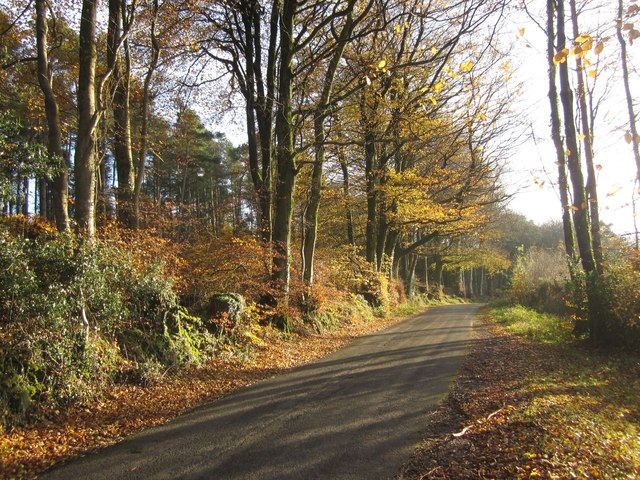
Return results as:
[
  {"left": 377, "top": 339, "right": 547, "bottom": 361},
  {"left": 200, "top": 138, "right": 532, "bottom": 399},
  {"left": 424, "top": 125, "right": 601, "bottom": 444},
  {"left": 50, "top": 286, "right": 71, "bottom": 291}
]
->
[
  {"left": 301, "top": 0, "right": 376, "bottom": 286},
  {"left": 107, "top": 0, "right": 135, "bottom": 227},
  {"left": 74, "top": 0, "right": 99, "bottom": 237},
  {"left": 551, "top": 0, "right": 611, "bottom": 344},
  {"left": 35, "top": 0, "right": 70, "bottom": 232},
  {"left": 544, "top": 0, "right": 577, "bottom": 275}
]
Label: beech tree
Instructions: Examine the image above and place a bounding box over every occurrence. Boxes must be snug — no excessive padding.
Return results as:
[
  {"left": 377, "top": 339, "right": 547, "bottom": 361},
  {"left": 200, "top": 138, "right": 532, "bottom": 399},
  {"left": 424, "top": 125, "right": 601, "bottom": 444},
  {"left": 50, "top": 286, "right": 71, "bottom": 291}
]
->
[
  {"left": 547, "top": 0, "right": 613, "bottom": 344},
  {"left": 74, "top": 0, "right": 99, "bottom": 237},
  {"left": 35, "top": 0, "right": 70, "bottom": 232},
  {"left": 107, "top": 0, "right": 135, "bottom": 227}
]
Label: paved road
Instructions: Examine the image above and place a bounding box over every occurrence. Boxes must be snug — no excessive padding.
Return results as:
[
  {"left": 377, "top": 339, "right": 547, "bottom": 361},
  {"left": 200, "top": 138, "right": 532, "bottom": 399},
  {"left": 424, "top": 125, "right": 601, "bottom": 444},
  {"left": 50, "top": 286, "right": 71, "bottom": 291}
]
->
[{"left": 44, "top": 303, "right": 480, "bottom": 480}]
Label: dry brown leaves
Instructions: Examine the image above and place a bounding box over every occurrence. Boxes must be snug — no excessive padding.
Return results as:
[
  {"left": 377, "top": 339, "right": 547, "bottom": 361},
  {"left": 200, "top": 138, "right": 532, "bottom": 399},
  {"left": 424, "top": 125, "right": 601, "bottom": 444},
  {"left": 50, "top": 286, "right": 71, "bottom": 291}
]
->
[{"left": 0, "top": 315, "right": 402, "bottom": 479}]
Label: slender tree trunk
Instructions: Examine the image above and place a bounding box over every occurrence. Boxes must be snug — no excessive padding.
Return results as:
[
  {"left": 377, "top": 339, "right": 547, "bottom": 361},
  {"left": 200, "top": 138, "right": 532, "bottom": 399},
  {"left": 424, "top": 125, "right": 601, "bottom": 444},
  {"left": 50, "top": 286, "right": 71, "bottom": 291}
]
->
[
  {"left": 35, "top": 0, "right": 70, "bottom": 232},
  {"left": 255, "top": 0, "right": 279, "bottom": 242},
  {"left": 557, "top": 0, "right": 609, "bottom": 344},
  {"left": 272, "top": 0, "right": 297, "bottom": 297},
  {"left": 617, "top": 0, "right": 640, "bottom": 185},
  {"left": 134, "top": 0, "right": 160, "bottom": 230},
  {"left": 75, "top": 0, "right": 99, "bottom": 238},
  {"left": 546, "top": 0, "right": 577, "bottom": 276},
  {"left": 424, "top": 256, "right": 429, "bottom": 293},
  {"left": 301, "top": 3, "right": 358, "bottom": 284},
  {"left": 242, "top": 2, "right": 271, "bottom": 242},
  {"left": 108, "top": 0, "right": 135, "bottom": 227},
  {"left": 340, "top": 157, "right": 355, "bottom": 245},
  {"left": 569, "top": 0, "right": 603, "bottom": 267},
  {"left": 364, "top": 127, "right": 378, "bottom": 268},
  {"left": 556, "top": 0, "right": 595, "bottom": 275}
]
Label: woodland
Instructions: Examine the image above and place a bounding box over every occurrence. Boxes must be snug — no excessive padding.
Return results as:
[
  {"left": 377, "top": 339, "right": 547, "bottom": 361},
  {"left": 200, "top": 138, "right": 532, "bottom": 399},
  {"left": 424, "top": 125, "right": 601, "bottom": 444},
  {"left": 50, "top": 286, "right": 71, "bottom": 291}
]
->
[{"left": 0, "top": 0, "right": 640, "bottom": 475}]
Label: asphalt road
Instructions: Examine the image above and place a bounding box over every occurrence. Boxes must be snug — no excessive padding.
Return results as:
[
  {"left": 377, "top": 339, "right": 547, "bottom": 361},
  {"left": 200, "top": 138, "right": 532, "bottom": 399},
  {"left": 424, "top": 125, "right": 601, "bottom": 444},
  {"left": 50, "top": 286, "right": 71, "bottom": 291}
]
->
[{"left": 43, "top": 303, "right": 481, "bottom": 480}]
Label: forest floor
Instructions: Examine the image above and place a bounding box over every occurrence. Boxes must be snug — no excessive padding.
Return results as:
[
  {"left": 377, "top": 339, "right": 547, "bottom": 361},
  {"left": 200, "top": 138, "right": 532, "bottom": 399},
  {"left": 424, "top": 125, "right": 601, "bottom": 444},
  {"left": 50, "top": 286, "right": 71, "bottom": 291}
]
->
[
  {"left": 0, "top": 309, "right": 409, "bottom": 479},
  {"left": 399, "top": 307, "right": 640, "bottom": 479}
]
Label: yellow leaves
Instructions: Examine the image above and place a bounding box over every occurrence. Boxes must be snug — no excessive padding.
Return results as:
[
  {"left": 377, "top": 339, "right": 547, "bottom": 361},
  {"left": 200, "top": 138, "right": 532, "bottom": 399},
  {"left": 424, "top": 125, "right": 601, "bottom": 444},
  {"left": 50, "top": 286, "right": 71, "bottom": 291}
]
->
[
  {"left": 396, "top": 24, "right": 402, "bottom": 34},
  {"left": 575, "top": 33, "right": 593, "bottom": 52},
  {"left": 588, "top": 69, "right": 597, "bottom": 78},
  {"left": 519, "top": 27, "right": 526, "bottom": 36},
  {"left": 459, "top": 60, "right": 474, "bottom": 72},
  {"left": 433, "top": 81, "right": 445, "bottom": 93},
  {"left": 555, "top": 33, "right": 607, "bottom": 64},
  {"left": 577, "top": 133, "right": 586, "bottom": 140},
  {"left": 377, "top": 59, "right": 387, "bottom": 70},
  {"left": 429, "top": 96, "right": 438, "bottom": 106},
  {"left": 625, "top": 131, "right": 633, "bottom": 144},
  {"left": 553, "top": 48, "right": 569, "bottom": 64},
  {"left": 565, "top": 149, "right": 572, "bottom": 156}
]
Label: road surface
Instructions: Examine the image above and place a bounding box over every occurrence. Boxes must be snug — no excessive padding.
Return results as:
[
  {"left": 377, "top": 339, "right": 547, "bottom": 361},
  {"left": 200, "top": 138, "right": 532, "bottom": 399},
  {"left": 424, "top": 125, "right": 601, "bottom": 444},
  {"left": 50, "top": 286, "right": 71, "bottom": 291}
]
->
[{"left": 44, "top": 303, "right": 481, "bottom": 480}]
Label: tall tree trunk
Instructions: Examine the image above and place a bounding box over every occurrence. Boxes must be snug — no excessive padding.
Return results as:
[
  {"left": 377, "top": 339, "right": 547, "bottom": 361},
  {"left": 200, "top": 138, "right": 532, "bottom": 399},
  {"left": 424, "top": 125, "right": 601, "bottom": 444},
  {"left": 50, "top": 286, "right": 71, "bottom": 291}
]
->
[
  {"left": 272, "top": 0, "right": 297, "bottom": 298},
  {"left": 556, "top": 0, "right": 595, "bottom": 275},
  {"left": 364, "top": 126, "right": 378, "bottom": 268},
  {"left": 108, "top": 0, "right": 135, "bottom": 227},
  {"left": 340, "top": 158, "right": 355, "bottom": 245},
  {"left": 242, "top": 1, "right": 270, "bottom": 241},
  {"left": 134, "top": 0, "right": 160, "bottom": 230},
  {"left": 21, "top": 177, "right": 28, "bottom": 215},
  {"left": 74, "top": 0, "right": 99, "bottom": 238},
  {"left": 301, "top": 2, "right": 358, "bottom": 284},
  {"left": 556, "top": 0, "right": 608, "bottom": 344},
  {"left": 35, "top": 0, "right": 70, "bottom": 232},
  {"left": 546, "top": 0, "right": 576, "bottom": 275},
  {"left": 569, "top": 0, "right": 603, "bottom": 267},
  {"left": 617, "top": 0, "right": 640, "bottom": 185}
]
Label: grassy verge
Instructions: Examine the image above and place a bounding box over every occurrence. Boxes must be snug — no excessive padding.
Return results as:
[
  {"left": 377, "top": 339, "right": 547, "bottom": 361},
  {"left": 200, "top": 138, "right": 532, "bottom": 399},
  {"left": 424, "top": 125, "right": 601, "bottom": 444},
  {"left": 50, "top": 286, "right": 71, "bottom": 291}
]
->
[{"left": 400, "top": 304, "right": 640, "bottom": 479}]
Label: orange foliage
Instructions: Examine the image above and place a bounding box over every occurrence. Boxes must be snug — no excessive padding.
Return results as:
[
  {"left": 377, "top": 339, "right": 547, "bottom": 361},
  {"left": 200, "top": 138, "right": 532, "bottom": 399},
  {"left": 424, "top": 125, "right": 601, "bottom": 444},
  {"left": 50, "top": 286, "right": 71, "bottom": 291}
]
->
[
  {"left": 0, "top": 215, "right": 59, "bottom": 239},
  {"left": 181, "top": 234, "right": 272, "bottom": 304},
  {"left": 97, "top": 223, "right": 188, "bottom": 292}
]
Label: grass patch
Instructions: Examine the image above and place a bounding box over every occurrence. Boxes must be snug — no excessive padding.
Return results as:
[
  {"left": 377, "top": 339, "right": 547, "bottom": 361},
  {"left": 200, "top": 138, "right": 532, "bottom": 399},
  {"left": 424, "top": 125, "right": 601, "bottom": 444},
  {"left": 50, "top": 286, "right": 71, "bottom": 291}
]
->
[{"left": 491, "top": 304, "right": 572, "bottom": 344}]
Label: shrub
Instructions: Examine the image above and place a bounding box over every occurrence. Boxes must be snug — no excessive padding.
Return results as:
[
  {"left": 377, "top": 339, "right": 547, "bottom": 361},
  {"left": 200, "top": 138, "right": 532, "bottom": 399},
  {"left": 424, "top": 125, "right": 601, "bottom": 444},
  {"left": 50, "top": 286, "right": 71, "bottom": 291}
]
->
[{"left": 0, "top": 226, "right": 215, "bottom": 426}]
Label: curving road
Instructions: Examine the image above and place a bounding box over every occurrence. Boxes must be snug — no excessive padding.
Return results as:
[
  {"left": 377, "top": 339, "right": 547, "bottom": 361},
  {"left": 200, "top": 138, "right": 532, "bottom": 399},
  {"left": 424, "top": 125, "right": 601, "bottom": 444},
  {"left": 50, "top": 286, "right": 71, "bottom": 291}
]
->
[{"left": 43, "top": 303, "right": 480, "bottom": 480}]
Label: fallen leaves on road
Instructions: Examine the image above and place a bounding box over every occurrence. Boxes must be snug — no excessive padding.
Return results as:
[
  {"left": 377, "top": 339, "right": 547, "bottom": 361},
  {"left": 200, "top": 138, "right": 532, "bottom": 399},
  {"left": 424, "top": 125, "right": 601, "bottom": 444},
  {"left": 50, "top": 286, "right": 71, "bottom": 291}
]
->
[{"left": 0, "top": 315, "right": 402, "bottom": 479}]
